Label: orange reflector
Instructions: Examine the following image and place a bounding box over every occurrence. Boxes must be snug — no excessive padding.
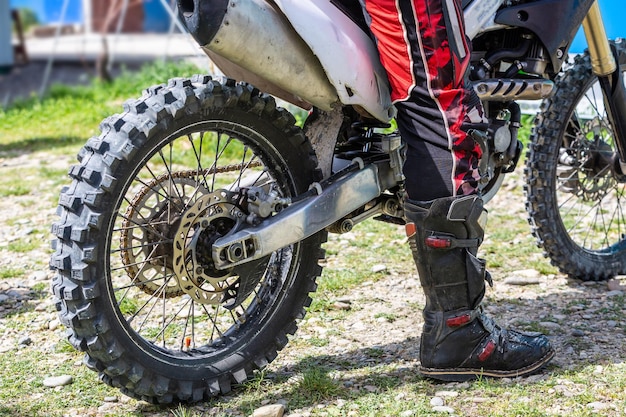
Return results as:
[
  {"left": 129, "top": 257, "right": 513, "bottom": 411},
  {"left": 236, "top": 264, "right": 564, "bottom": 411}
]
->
[{"left": 405, "top": 222, "right": 416, "bottom": 237}]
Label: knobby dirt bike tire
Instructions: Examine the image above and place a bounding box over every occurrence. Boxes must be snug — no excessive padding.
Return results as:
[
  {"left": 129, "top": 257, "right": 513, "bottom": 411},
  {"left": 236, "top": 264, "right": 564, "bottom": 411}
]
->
[
  {"left": 525, "top": 39, "right": 626, "bottom": 281},
  {"left": 50, "top": 76, "right": 327, "bottom": 403}
]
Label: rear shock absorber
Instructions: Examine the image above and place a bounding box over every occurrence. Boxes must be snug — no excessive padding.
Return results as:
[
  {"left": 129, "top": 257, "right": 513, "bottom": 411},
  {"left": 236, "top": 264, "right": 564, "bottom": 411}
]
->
[{"left": 338, "top": 120, "right": 392, "bottom": 159}]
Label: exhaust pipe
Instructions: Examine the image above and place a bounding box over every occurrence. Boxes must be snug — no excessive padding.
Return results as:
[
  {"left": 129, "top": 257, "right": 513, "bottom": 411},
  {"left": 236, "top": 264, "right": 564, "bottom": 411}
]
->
[
  {"left": 177, "top": 0, "right": 339, "bottom": 111},
  {"left": 177, "top": 0, "right": 229, "bottom": 48}
]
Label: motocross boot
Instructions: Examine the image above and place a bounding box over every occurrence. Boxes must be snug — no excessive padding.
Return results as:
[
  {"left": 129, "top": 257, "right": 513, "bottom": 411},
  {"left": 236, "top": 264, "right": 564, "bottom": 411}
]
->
[{"left": 404, "top": 195, "right": 555, "bottom": 381}]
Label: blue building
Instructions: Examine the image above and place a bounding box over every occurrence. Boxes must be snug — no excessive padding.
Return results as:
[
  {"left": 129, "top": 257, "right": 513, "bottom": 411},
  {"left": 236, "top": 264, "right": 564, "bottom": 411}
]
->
[
  {"left": 10, "top": 0, "right": 82, "bottom": 25},
  {"left": 9, "top": 0, "right": 173, "bottom": 33}
]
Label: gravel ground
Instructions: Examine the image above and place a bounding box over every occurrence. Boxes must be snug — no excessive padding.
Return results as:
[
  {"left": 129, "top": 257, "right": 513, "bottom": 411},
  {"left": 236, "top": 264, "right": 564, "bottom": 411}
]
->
[{"left": 0, "top": 147, "right": 625, "bottom": 416}]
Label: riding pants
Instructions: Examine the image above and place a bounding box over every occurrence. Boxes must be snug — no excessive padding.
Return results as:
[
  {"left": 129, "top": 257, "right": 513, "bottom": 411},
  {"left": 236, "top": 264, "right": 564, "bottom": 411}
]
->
[{"left": 363, "top": 0, "right": 485, "bottom": 200}]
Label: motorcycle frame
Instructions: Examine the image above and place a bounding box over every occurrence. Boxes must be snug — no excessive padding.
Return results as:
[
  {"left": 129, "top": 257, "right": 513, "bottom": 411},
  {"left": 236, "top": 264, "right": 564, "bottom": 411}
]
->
[{"left": 176, "top": 0, "right": 626, "bottom": 270}]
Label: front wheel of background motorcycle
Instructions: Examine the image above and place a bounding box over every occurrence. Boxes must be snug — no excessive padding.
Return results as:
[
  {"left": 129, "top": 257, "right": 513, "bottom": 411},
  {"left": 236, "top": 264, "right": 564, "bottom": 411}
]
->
[
  {"left": 525, "top": 39, "right": 626, "bottom": 281},
  {"left": 50, "top": 76, "right": 327, "bottom": 404}
]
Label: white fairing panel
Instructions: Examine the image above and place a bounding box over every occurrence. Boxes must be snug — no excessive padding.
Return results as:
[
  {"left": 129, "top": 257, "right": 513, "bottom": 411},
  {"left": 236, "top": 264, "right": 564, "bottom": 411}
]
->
[
  {"left": 272, "top": 0, "right": 395, "bottom": 122},
  {"left": 463, "top": 0, "right": 506, "bottom": 39}
]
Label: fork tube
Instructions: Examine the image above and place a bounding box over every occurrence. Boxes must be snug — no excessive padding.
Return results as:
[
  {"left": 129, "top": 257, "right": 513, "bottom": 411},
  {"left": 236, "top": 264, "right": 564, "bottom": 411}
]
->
[
  {"left": 583, "top": 1, "right": 626, "bottom": 171},
  {"left": 582, "top": 2, "right": 615, "bottom": 76}
]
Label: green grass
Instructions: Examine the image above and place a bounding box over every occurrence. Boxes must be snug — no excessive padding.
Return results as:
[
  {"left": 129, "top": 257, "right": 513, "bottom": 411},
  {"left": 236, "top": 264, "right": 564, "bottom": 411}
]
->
[
  {"left": 297, "top": 364, "right": 343, "bottom": 402},
  {"left": 0, "top": 267, "right": 25, "bottom": 279},
  {"left": 0, "top": 60, "right": 202, "bottom": 158},
  {"left": 7, "top": 237, "right": 41, "bottom": 253}
]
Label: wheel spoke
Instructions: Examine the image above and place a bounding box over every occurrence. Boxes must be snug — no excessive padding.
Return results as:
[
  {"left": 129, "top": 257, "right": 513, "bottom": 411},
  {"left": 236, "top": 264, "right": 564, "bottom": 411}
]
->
[{"left": 109, "top": 121, "right": 290, "bottom": 353}]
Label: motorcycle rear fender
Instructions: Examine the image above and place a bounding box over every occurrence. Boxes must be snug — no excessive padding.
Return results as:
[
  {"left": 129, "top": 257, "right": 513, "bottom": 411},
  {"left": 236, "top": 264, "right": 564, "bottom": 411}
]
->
[{"left": 178, "top": 0, "right": 394, "bottom": 122}]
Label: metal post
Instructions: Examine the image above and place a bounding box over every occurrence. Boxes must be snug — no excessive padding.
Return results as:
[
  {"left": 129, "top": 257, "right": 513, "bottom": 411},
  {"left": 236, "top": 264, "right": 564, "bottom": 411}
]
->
[
  {"left": 82, "top": 0, "right": 92, "bottom": 34},
  {"left": 106, "top": 0, "right": 130, "bottom": 72},
  {"left": 0, "top": 0, "right": 13, "bottom": 74},
  {"left": 39, "top": 0, "right": 71, "bottom": 98}
]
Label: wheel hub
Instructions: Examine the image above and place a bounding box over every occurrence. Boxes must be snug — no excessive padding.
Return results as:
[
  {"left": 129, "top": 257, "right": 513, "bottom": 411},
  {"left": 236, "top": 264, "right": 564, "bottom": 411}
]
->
[
  {"left": 120, "top": 177, "right": 209, "bottom": 297},
  {"left": 559, "top": 130, "right": 616, "bottom": 200},
  {"left": 173, "top": 190, "right": 244, "bottom": 304}
]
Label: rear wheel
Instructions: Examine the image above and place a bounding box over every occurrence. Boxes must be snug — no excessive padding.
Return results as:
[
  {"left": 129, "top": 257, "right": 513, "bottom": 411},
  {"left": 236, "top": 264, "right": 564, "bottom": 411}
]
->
[
  {"left": 525, "top": 39, "right": 626, "bottom": 280},
  {"left": 50, "top": 76, "right": 326, "bottom": 403}
]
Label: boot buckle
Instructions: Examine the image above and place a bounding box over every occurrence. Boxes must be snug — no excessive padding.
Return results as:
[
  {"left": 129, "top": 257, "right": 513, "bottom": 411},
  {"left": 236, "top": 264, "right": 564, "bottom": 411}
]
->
[
  {"left": 425, "top": 235, "right": 479, "bottom": 249},
  {"left": 445, "top": 309, "right": 481, "bottom": 328},
  {"left": 478, "top": 339, "right": 497, "bottom": 362},
  {"left": 446, "top": 313, "right": 472, "bottom": 327},
  {"left": 425, "top": 236, "right": 452, "bottom": 248}
]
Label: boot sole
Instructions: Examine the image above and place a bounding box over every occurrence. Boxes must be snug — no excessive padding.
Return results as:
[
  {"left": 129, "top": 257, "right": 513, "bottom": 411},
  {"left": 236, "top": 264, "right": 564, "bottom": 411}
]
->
[{"left": 419, "top": 348, "right": 556, "bottom": 382}]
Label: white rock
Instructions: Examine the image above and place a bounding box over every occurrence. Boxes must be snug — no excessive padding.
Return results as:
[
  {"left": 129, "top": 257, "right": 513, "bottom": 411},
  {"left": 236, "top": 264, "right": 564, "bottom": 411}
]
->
[
  {"left": 351, "top": 321, "right": 367, "bottom": 331},
  {"left": 332, "top": 301, "right": 352, "bottom": 311},
  {"left": 34, "top": 303, "right": 49, "bottom": 312},
  {"left": 18, "top": 336, "right": 32, "bottom": 346},
  {"left": 43, "top": 375, "right": 73, "bottom": 387},
  {"left": 432, "top": 405, "right": 455, "bottom": 414},
  {"left": 586, "top": 402, "right": 609, "bottom": 411},
  {"left": 28, "top": 271, "right": 48, "bottom": 282},
  {"left": 435, "top": 390, "right": 459, "bottom": 398},
  {"left": 430, "top": 397, "right": 444, "bottom": 407},
  {"left": 252, "top": 404, "right": 285, "bottom": 417},
  {"left": 512, "top": 269, "right": 541, "bottom": 278},
  {"left": 539, "top": 321, "right": 561, "bottom": 331},
  {"left": 503, "top": 276, "right": 541, "bottom": 286}
]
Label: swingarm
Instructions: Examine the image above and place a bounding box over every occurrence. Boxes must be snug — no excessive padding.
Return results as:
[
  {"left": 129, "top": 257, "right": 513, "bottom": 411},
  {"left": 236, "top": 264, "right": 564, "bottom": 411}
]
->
[{"left": 211, "top": 158, "right": 399, "bottom": 270}]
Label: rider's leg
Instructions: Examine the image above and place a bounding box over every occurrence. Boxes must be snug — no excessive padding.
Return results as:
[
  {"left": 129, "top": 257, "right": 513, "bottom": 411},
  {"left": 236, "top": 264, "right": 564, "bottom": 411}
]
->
[
  {"left": 364, "top": 0, "right": 554, "bottom": 380},
  {"left": 404, "top": 196, "right": 554, "bottom": 379}
]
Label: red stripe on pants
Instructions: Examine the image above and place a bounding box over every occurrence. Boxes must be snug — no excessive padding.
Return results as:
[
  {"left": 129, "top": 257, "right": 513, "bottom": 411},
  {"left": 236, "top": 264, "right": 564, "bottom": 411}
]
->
[{"left": 364, "top": 0, "right": 414, "bottom": 102}]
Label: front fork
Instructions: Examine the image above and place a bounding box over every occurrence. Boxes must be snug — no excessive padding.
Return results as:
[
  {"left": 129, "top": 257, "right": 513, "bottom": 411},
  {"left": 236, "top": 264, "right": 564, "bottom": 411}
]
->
[{"left": 583, "top": 2, "right": 626, "bottom": 176}]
